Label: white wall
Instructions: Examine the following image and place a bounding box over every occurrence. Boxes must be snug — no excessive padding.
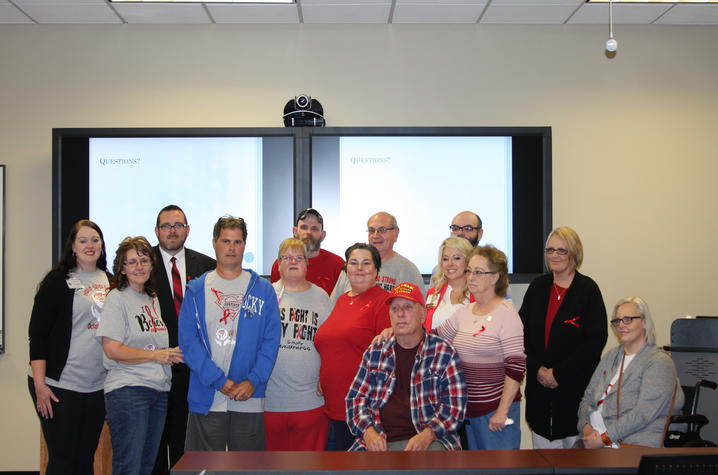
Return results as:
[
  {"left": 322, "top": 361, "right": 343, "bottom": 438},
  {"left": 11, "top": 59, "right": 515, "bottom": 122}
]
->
[{"left": 1, "top": 24, "right": 717, "bottom": 470}]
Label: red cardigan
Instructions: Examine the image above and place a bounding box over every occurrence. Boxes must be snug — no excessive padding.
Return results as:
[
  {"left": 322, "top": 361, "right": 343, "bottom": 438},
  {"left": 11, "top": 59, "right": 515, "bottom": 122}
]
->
[{"left": 424, "top": 281, "right": 474, "bottom": 331}]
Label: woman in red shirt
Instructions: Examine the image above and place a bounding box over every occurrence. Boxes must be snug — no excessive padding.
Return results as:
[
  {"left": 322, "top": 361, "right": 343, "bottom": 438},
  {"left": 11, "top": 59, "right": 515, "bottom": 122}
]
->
[{"left": 314, "top": 243, "right": 390, "bottom": 451}]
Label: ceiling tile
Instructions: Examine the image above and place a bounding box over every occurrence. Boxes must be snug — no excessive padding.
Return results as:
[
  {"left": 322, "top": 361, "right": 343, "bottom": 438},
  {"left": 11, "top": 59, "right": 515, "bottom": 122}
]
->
[
  {"left": 302, "top": 4, "right": 391, "bottom": 23},
  {"left": 208, "top": 4, "right": 299, "bottom": 23},
  {"left": 488, "top": 0, "right": 583, "bottom": 5},
  {"left": 655, "top": 4, "right": 718, "bottom": 25},
  {"left": 12, "top": 3, "right": 121, "bottom": 23},
  {"left": 395, "top": 0, "right": 486, "bottom": 5},
  {"left": 480, "top": 4, "right": 577, "bottom": 24},
  {"left": 0, "top": 4, "right": 33, "bottom": 23},
  {"left": 569, "top": 3, "right": 670, "bottom": 24},
  {"left": 112, "top": 3, "right": 211, "bottom": 24},
  {"left": 393, "top": 4, "right": 485, "bottom": 23}
]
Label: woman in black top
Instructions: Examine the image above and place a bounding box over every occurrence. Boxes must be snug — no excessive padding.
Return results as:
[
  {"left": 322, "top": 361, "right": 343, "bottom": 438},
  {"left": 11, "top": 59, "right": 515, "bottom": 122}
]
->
[
  {"left": 519, "top": 226, "right": 607, "bottom": 448},
  {"left": 28, "top": 220, "right": 111, "bottom": 475}
]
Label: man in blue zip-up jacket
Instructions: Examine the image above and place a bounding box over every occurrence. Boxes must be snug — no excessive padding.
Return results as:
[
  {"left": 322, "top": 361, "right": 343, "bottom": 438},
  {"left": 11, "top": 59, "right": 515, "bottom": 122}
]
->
[{"left": 179, "top": 216, "right": 280, "bottom": 451}]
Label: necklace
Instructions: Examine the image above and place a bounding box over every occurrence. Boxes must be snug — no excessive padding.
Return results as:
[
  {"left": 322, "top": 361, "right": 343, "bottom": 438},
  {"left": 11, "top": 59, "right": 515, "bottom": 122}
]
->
[{"left": 553, "top": 283, "right": 568, "bottom": 301}]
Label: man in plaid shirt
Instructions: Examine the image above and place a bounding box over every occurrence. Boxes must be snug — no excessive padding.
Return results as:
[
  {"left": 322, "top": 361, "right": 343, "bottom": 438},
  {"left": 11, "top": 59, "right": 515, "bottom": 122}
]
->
[{"left": 345, "top": 282, "right": 466, "bottom": 451}]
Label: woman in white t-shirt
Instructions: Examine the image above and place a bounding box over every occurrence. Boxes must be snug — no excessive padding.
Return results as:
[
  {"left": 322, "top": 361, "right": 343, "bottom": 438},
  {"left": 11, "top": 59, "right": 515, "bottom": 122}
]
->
[
  {"left": 97, "top": 236, "right": 183, "bottom": 475},
  {"left": 424, "top": 237, "right": 473, "bottom": 330},
  {"left": 578, "top": 296, "right": 682, "bottom": 448}
]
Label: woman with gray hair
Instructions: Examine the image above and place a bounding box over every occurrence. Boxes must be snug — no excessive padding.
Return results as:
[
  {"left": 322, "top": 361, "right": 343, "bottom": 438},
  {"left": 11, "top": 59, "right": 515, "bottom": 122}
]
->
[{"left": 577, "top": 296, "right": 682, "bottom": 448}]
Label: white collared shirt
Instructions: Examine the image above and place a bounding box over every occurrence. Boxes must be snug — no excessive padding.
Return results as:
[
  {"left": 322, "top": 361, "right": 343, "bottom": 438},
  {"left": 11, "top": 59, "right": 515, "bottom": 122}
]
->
[{"left": 158, "top": 246, "right": 187, "bottom": 298}]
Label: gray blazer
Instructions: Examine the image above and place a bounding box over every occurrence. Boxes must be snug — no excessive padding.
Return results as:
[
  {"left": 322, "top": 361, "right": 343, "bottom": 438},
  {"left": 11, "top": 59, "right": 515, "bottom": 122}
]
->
[{"left": 577, "top": 343, "right": 683, "bottom": 447}]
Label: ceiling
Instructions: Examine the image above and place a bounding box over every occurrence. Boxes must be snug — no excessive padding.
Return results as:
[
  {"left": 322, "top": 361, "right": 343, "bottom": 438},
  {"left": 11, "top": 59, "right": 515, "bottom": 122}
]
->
[{"left": 1, "top": 0, "right": 718, "bottom": 25}]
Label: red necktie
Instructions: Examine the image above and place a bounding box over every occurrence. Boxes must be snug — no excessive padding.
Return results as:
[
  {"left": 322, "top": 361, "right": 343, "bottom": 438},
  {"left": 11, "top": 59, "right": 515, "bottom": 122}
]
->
[{"left": 170, "top": 257, "right": 183, "bottom": 316}]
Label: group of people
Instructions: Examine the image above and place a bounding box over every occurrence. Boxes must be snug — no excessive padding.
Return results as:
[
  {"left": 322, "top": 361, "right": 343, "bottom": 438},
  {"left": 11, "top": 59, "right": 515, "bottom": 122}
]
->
[{"left": 28, "top": 205, "right": 682, "bottom": 475}]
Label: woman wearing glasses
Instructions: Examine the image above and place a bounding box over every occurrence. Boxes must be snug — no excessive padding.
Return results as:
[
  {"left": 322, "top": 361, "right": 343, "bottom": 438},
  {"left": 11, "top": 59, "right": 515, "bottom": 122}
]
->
[
  {"left": 28, "top": 220, "right": 111, "bottom": 475},
  {"left": 97, "top": 236, "right": 182, "bottom": 475},
  {"left": 314, "top": 243, "right": 390, "bottom": 451},
  {"left": 519, "top": 226, "right": 608, "bottom": 449},
  {"left": 265, "top": 238, "right": 332, "bottom": 451},
  {"left": 425, "top": 237, "right": 474, "bottom": 330},
  {"left": 578, "top": 297, "right": 682, "bottom": 448},
  {"left": 435, "top": 245, "right": 526, "bottom": 449}
]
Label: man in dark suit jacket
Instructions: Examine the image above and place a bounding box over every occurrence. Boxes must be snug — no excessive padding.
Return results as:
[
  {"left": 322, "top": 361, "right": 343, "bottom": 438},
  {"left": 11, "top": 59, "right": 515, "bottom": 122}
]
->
[{"left": 152, "top": 205, "right": 215, "bottom": 475}]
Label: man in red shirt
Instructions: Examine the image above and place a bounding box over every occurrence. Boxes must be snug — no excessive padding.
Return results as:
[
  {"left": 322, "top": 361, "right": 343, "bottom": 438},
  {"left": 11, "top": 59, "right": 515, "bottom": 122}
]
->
[{"left": 270, "top": 208, "right": 344, "bottom": 296}]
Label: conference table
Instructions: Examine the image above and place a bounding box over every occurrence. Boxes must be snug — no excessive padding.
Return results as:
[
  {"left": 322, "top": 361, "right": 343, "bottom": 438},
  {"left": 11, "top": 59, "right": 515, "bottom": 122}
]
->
[{"left": 172, "top": 446, "right": 718, "bottom": 474}]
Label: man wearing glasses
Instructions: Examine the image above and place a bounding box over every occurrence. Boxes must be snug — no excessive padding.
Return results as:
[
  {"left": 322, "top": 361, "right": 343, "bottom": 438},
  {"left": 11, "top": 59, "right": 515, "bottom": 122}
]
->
[
  {"left": 180, "top": 216, "right": 280, "bottom": 452},
  {"left": 152, "top": 205, "right": 215, "bottom": 475},
  {"left": 330, "top": 212, "right": 425, "bottom": 304},
  {"left": 449, "top": 211, "right": 483, "bottom": 247},
  {"left": 269, "top": 208, "right": 345, "bottom": 296}
]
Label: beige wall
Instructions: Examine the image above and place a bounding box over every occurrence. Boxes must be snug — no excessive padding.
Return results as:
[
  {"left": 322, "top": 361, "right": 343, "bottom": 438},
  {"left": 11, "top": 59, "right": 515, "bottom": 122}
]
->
[{"left": 1, "top": 24, "right": 717, "bottom": 469}]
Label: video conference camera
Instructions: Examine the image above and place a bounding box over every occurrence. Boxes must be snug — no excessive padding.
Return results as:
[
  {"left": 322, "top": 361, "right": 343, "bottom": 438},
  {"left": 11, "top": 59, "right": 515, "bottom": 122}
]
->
[{"left": 283, "top": 94, "right": 325, "bottom": 127}]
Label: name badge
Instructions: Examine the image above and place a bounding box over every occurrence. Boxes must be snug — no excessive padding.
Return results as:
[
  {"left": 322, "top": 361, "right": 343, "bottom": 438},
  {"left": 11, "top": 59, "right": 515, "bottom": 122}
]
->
[{"left": 66, "top": 277, "right": 84, "bottom": 290}]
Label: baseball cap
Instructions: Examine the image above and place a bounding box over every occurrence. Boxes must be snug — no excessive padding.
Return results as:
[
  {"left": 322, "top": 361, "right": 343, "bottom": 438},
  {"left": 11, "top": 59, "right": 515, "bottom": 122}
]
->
[{"left": 386, "top": 282, "right": 426, "bottom": 307}]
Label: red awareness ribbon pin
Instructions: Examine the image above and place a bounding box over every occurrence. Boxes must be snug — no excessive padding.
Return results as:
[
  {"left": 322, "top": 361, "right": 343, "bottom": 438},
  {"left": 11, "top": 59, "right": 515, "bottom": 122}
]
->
[
  {"left": 563, "top": 316, "right": 581, "bottom": 328},
  {"left": 472, "top": 325, "right": 486, "bottom": 337}
]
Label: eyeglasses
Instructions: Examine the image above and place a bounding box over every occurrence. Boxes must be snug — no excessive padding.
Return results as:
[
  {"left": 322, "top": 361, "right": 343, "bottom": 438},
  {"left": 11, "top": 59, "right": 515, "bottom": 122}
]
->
[
  {"left": 610, "top": 316, "right": 643, "bottom": 327},
  {"left": 280, "top": 255, "right": 307, "bottom": 262},
  {"left": 467, "top": 269, "right": 496, "bottom": 278},
  {"left": 124, "top": 257, "right": 152, "bottom": 268},
  {"left": 158, "top": 223, "right": 187, "bottom": 231},
  {"left": 545, "top": 248, "right": 569, "bottom": 256},
  {"left": 367, "top": 227, "right": 396, "bottom": 235},
  {"left": 450, "top": 225, "right": 480, "bottom": 232}
]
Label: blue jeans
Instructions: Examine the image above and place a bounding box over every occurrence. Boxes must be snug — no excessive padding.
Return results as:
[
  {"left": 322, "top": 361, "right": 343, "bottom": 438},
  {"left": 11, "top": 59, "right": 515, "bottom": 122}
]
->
[
  {"left": 466, "top": 401, "right": 521, "bottom": 450},
  {"left": 106, "top": 386, "right": 168, "bottom": 475}
]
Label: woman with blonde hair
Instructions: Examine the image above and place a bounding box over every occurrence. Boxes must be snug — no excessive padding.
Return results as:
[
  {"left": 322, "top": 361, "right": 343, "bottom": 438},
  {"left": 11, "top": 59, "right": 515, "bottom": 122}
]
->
[
  {"left": 519, "top": 226, "right": 607, "bottom": 449},
  {"left": 265, "top": 238, "right": 331, "bottom": 451},
  {"left": 424, "top": 237, "right": 474, "bottom": 330}
]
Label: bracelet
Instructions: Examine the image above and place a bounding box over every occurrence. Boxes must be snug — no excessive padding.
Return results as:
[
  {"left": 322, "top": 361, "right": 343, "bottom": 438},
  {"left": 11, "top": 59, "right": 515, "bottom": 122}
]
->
[{"left": 600, "top": 432, "right": 612, "bottom": 446}]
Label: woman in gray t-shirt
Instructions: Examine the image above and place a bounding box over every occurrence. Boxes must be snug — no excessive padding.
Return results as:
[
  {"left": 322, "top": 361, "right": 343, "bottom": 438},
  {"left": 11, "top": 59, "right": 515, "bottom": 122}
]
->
[
  {"left": 97, "top": 236, "right": 182, "bottom": 475},
  {"left": 28, "top": 220, "right": 111, "bottom": 475}
]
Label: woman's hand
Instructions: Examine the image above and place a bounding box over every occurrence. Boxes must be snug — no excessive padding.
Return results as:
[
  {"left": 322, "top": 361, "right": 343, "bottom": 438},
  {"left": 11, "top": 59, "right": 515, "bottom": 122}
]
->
[
  {"left": 371, "top": 327, "right": 394, "bottom": 345},
  {"left": 153, "top": 348, "right": 181, "bottom": 365},
  {"left": 581, "top": 425, "right": 603, "bottom": 449},
  {"left": 34, "top": 382, "right": 59, "bottom": 419},
  {"left": 168, "top": 347, "right": 184, "bottom": 364},
  {"left": 488, "top": 411, "right": 509, "bottom": 432},
  {"left": 537, "top": 366, "right": 559, "bottom": 389}
]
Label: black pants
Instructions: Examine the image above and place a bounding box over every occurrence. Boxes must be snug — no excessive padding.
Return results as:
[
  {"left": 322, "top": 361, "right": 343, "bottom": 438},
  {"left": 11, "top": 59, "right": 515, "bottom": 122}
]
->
[
  {"left": 28, "top": 376, "right": 105, "bottom": 475},
  {"left": 152, "top": 364, "right": 190, "bottom": 475},
  {"left": 327, "top": 419, "right": 355, "bottom": 451}
]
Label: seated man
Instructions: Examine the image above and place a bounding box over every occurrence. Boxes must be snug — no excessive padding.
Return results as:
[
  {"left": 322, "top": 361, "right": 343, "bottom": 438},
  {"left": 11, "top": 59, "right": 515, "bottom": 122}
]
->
[{"left": 345, "top": 283, "right": 466, "bottom": 451}]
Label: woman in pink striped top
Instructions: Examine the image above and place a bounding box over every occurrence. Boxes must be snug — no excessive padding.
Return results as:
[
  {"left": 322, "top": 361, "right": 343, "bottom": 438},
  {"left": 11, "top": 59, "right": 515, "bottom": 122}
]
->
[{"left": 436, "top": 245, "right": 526, "bottom": 450}]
